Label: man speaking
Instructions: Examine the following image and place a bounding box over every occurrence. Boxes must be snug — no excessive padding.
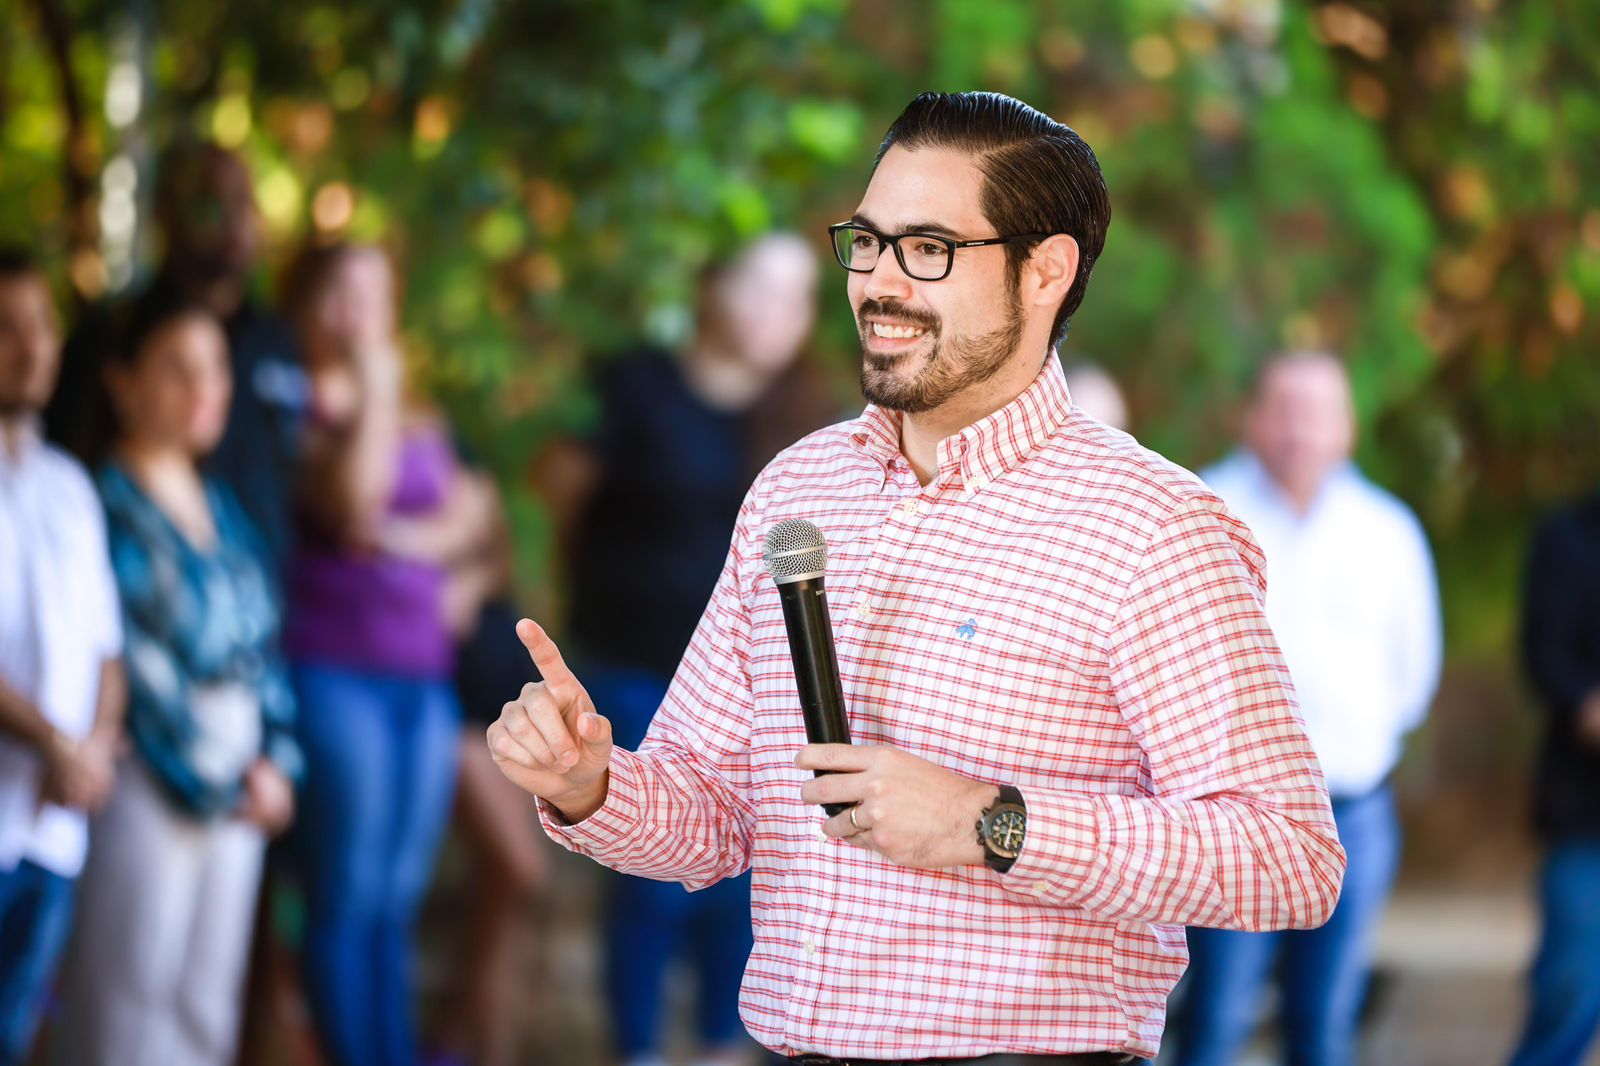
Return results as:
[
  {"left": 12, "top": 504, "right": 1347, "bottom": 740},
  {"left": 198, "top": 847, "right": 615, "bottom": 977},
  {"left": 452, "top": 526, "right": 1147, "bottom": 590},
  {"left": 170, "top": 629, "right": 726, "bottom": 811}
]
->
[{"left": 489, "top": 91, "right": 1345, "bottom": 1064}]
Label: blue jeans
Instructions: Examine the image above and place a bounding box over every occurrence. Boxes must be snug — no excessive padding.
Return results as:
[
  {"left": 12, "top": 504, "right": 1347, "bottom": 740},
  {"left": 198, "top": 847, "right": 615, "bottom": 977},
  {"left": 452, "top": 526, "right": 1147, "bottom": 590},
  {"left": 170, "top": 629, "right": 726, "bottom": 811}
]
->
[
  {"left": 1172, "top": 786, "right": 1400, "bottom": 1066},
  {"left": 291, "top": 663, "right": 462, "bottom": 1066},
  {"left": 0, "top": 861, "right": 75, "bottom": 1066},
  {"left": 584, "top": 663, "right": 754, "bottom": 1057},
  {"left": 1507, "top": 837, "right": 1600, "bottom": 1066}
]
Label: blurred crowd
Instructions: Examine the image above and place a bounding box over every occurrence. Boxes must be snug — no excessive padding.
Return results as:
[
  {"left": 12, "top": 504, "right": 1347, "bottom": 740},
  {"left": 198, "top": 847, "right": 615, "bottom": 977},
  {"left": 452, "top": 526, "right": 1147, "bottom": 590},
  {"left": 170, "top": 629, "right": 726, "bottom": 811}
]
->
[{"left": 0, "top": 138, "right": 1596, "bottom": 1066}]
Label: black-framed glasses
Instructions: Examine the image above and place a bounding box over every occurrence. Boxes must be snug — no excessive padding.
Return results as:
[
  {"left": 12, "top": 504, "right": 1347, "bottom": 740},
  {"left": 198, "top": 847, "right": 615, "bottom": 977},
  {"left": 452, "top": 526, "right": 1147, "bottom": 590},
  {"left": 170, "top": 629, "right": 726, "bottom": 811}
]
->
[{"left": 827, "top": 222, "right": 1053, "bottom": 281}]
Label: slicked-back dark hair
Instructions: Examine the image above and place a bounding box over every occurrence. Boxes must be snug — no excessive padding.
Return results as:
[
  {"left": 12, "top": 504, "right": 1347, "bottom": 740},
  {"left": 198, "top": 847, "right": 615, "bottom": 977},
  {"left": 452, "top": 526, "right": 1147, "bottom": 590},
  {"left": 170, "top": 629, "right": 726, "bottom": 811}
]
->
[{"left": 875, "top": 91, "right": 1110, "bottom": 347}]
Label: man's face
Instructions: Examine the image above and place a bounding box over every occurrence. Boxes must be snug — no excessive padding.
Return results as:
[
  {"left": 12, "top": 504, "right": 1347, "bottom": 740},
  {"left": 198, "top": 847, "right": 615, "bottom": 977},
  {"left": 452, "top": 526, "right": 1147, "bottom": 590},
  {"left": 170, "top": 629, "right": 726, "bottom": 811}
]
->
[
  {"left": 163, "top": 151, "right": 260, "bottom": 281},
  {"left": 0, "top": 273, "right": 61, "bottom": 416},
  {"left": 847, "top": 145, "right": 1025, "bottom": 414},
  {"left": 1246, "top": 356, "right": 1355, "bottom": 500}
]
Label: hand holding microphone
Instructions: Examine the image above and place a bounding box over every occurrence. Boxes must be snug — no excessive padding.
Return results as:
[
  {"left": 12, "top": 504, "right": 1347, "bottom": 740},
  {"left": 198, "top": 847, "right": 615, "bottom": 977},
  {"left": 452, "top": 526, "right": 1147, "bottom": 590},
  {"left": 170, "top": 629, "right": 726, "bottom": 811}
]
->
[
  {"left": 768, "top": 519, "right": 998, "bottom": 867},
  {"left": 763, "top": 519, "right": 854, "bottom": 815}
]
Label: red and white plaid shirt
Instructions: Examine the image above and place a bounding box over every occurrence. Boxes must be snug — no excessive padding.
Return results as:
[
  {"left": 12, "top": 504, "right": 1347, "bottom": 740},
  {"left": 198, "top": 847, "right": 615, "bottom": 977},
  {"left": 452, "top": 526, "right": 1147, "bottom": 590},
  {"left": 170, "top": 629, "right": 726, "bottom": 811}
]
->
[{"left": 542, "top": 352, "right": 1345, "bottom": 1060}]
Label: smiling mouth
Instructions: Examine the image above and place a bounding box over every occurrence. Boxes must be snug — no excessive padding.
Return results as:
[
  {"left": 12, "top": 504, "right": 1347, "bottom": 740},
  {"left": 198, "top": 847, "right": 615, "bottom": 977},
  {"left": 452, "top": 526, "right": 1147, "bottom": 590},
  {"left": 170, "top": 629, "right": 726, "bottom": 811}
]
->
[{"left": 869, "top": 321, "right": 928, "bottom": 340}]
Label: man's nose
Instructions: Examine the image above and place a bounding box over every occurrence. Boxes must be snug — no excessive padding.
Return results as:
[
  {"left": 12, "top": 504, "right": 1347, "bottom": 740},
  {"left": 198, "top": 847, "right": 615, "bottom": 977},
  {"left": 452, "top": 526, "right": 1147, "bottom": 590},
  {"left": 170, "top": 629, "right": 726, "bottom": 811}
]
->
[{"left": 862, "top": 247, "right": 915, "bottom": 303}]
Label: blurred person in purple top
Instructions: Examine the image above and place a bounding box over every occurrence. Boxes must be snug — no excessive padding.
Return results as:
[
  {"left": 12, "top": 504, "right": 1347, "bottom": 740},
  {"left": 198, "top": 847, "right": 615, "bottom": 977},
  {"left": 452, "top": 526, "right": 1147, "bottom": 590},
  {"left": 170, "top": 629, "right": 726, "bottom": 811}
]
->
[{"left": 280, "top": 242, "right": 494, "bottom": 1066}]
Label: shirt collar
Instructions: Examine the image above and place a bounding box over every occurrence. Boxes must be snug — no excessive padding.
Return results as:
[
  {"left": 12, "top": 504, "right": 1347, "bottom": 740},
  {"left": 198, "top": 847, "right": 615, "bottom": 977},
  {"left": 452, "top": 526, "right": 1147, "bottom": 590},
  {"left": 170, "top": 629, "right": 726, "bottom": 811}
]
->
[{"left": 848, "top": 350, "right": 1075, "bottom": 492}]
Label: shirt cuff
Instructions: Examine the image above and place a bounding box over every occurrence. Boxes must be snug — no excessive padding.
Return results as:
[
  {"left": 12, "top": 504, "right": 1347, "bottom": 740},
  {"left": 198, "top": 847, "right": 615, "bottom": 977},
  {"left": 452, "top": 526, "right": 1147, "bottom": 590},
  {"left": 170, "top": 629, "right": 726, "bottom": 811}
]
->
[
  {"left": 998, "top": 786, "right": 1102, "bottom": 906},
  {"left": 537, "top": 747, "right": 647, "bottom": 857}
]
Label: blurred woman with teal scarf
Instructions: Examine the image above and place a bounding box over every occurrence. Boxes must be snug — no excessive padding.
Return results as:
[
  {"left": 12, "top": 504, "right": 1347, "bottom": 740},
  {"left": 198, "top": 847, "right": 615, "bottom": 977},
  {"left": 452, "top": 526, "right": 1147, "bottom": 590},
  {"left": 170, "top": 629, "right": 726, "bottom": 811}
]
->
[{"left": 57, "top": 295, "right": 299, "bottom": 1066}]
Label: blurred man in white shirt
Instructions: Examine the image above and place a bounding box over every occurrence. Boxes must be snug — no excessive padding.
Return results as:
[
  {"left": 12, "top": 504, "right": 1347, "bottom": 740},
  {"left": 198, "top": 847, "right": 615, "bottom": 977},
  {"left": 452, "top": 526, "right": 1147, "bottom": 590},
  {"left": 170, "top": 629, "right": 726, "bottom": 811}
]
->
[
  {"left": 0, "top": 248, "right": 125, "bottom": 1066},
  {"left": 1172, "top": 351, "right": 1442, "bottom": 1066}
]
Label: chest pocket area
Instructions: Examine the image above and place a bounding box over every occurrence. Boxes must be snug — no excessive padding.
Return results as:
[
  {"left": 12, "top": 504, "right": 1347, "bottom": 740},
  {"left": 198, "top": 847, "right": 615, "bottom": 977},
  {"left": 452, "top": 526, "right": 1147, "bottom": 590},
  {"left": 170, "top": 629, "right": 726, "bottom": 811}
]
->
[{"left": 928, "top": 596, "right": 1123, "bottom": 782}]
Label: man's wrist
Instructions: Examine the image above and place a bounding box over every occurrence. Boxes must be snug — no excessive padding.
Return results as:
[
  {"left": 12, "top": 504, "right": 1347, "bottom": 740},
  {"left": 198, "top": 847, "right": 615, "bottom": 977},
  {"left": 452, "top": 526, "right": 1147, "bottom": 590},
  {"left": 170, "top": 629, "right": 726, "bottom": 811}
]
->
[
  {"left": 960, "top": 781, "right": 1001, "bottom": 865},
  {"left": 550, "top": 771, "right": 610, "bottom": 825},
  {"left": 975, "top": 782, "right": 1027, "bottom": 873}
]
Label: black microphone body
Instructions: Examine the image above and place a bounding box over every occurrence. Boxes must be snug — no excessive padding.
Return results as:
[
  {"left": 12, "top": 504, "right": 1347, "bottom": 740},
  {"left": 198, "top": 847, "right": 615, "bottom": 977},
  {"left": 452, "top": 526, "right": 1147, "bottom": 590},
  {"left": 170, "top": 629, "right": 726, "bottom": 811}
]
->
[
  {"left": 764, "top": 519, "right": 853, "bottom": 816},
  {"left": 775, "top": 575, "right": 852, "bottom": 815}
]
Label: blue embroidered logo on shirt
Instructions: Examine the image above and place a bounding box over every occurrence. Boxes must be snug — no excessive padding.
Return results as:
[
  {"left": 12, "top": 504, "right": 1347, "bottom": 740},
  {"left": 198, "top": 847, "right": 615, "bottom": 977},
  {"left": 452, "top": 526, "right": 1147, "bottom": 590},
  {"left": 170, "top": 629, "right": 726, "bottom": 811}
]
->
[{"left": 956, "top": 618, "right": 978, "bottom": 640}]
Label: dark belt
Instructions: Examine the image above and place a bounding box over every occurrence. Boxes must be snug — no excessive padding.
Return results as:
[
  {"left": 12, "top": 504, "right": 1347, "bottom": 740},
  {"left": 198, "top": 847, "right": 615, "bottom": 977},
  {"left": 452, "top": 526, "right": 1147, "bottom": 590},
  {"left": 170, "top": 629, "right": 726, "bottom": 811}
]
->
[{"left": 790, "top": 1053, "right": 1141, "bottom": 1065}]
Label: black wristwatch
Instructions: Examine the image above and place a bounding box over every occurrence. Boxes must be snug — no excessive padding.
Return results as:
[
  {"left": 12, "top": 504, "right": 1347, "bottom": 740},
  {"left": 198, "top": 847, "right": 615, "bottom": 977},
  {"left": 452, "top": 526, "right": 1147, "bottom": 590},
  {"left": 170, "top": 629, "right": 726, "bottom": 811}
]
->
[{"left": 976, "top": 784, "right": 1026, "bottom": 873}]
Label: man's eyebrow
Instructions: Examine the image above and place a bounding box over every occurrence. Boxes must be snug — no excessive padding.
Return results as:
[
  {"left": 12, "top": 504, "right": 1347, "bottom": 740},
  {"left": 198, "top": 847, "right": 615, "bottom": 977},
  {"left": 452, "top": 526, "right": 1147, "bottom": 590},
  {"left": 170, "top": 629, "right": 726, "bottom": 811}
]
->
[
  {"left": 899, "top": 219, "right": 966, "bottom": 239},
  {"left": 849, "top": 214, "right": 967, "bottom": 240}
]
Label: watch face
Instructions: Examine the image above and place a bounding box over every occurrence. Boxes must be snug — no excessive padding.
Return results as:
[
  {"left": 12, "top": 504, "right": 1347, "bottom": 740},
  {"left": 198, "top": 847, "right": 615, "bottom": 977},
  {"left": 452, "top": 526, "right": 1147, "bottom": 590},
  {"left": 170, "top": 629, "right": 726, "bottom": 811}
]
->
[{"left": 989, "top": 808, "right": 1026, "bottom": 856}]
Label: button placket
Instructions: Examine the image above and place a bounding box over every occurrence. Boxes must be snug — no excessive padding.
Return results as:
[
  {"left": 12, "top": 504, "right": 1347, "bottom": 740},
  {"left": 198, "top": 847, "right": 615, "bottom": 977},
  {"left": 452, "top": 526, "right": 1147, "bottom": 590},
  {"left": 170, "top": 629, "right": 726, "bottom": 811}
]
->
[{"left": 783, "top": 857, "right": 832, "bottom": 1046}]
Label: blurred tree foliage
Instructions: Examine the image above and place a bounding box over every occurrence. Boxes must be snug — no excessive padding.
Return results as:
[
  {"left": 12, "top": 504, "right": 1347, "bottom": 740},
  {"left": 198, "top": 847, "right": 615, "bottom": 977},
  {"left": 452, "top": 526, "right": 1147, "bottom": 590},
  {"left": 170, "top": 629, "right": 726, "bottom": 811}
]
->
[{"left": 3, "top": 0, "right": 1597, "bottom": 658}]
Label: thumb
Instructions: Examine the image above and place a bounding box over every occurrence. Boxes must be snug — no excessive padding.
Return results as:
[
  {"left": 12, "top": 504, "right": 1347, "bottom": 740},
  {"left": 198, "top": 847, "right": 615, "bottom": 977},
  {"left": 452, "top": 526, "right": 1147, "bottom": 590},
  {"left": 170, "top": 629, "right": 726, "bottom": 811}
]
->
[{"left": 575, "top": 710, "right": 613, "bottom": 754}]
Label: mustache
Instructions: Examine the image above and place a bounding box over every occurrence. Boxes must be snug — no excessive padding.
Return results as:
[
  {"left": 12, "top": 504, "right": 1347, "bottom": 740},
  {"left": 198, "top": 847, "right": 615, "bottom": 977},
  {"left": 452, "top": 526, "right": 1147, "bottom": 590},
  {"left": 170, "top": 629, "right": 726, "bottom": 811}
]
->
[{"left": 855, "top": 298, "right": 940, "bottom": 335}]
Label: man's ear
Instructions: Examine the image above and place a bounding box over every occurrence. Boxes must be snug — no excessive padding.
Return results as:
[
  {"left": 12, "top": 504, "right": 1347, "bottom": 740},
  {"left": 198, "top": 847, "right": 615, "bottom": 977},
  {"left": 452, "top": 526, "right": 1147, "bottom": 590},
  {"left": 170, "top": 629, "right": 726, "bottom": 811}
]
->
[{"left": 1025, "top": 233, "right": 1080, "bottom": 311}]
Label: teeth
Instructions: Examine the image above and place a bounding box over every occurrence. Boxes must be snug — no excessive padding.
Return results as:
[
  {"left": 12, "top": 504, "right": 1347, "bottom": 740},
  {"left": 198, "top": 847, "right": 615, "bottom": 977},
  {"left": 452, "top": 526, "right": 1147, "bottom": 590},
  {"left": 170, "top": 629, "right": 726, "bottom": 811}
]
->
[{"left": 872, "top": 322, "right": 926, "bottom": 339}]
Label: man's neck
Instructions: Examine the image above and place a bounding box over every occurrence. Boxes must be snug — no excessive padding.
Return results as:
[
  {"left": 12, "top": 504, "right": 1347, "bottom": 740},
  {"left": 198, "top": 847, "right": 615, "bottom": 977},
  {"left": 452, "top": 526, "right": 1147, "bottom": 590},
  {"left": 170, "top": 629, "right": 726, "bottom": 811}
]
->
[
  {"left": 897, "top": 350, "right": 1049, "bottom": 486},
  {"left": 0, "top": 410, "right": 37, "bottom": 461},
  {"left": 1261, "top": 461, "right": 1336, "bottom": 519}
]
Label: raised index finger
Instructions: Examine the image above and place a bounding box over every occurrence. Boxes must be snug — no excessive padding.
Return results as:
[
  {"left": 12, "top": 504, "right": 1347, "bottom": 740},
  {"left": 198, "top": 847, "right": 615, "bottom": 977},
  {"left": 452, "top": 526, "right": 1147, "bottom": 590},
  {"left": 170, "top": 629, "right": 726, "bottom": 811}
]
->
[{"left": 516, "top": 618, "right": 577, "bottom": 693}]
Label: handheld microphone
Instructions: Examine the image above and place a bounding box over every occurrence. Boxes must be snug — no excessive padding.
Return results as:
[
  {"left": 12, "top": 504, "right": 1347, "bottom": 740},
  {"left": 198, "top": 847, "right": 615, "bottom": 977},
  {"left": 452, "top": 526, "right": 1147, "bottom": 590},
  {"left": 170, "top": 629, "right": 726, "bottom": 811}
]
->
[{"left": 763, "top": 519, "right": 852, "bottom": 816}]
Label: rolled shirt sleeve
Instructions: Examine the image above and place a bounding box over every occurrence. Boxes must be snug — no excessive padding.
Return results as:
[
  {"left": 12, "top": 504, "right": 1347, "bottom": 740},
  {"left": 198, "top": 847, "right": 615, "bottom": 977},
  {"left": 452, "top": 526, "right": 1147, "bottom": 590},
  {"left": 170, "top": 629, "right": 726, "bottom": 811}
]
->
[
  {"left": 1002, "top": 495, "right": 1347, "bottom": 931},
  {"left": 539, "top": 494, "right": 760, "bottom": 890}
]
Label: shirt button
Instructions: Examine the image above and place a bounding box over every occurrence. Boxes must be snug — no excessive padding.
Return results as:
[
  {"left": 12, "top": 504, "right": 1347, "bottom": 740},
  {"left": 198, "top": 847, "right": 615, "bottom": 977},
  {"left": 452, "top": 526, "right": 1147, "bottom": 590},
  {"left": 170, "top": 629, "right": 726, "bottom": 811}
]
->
[
  {"left": 803, "top": 939, "right": 818, "bottom": 956},
  {"left": 1033, "top": 881, "right": 1050, "bottom": 895},
  {"left": 854, "top": 601, "right": 873, "bottom": 620}
]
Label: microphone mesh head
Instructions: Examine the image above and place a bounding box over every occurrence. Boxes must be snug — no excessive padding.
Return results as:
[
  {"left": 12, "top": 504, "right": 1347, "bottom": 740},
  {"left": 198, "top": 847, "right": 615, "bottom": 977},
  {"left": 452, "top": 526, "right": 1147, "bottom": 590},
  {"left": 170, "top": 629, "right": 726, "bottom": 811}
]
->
[{"left": 764, "top": 519, "right": 827, "bottom": 583}]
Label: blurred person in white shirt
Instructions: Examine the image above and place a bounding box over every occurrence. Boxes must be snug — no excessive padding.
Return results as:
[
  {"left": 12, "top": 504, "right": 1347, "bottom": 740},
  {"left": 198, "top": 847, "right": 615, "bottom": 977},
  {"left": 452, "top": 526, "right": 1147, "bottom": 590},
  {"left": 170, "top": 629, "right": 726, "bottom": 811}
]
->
[
  {"left": 1062, "top": 359, "right": 1129, "bottom": 433},
  {"left": 0, "top": 248, "right": 125, "bottom": 1066},
  {"left": 1171, "top": 351, "right": 1442, "bottom": 1066}
]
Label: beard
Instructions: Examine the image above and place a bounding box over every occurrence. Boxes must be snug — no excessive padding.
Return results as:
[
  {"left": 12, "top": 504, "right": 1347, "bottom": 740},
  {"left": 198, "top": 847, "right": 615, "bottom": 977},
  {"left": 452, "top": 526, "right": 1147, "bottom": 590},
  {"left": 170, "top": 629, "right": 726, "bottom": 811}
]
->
[{"left": 856, "top": 289, "right": 1026, "bottom": 415}]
